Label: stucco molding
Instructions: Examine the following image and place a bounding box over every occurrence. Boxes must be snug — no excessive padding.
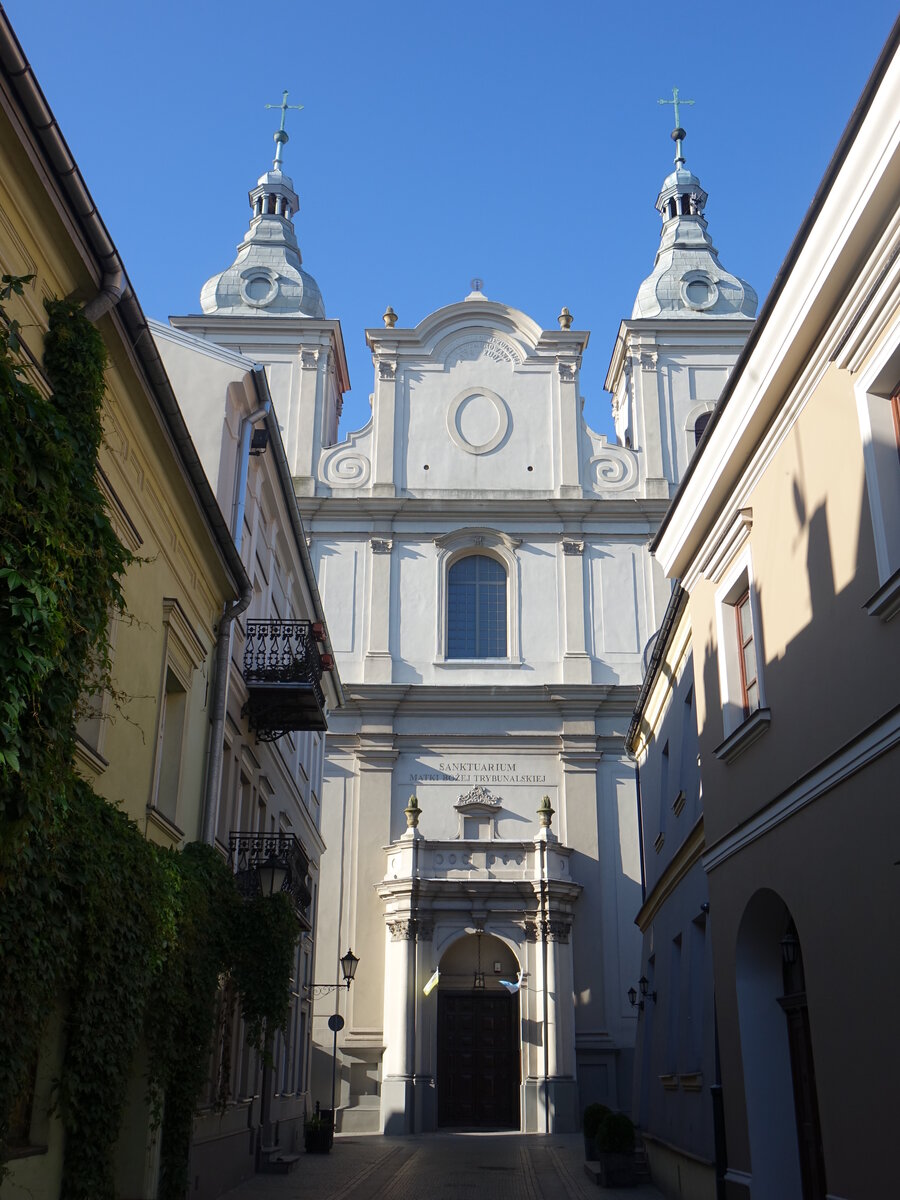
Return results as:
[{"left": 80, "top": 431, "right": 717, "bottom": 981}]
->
[{"left": 635, "top": 817, "right": 705, "bottom": 932}]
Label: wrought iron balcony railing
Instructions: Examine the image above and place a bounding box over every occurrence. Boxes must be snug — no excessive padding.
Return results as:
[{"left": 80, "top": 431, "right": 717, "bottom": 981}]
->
[
  {"left": 227, "top": 831, "right": 312, "bottom": 928},
  {"left": 242, "top": 619, "right": 327, "bottom": 740}
]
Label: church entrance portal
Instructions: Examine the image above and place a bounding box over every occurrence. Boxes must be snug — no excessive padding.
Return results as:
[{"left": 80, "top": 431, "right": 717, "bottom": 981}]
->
[
  {"left": 437, "top": 991, "right": 519, "bottom": 1128},
  {"left": 435, "top": 934, "right": 520, "bottom": 1129}
]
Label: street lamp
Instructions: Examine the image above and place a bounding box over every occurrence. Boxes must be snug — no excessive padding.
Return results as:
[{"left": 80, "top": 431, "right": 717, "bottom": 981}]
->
[
  {"left": 305, "top": 950, "right": 361, "bottom": 1143},
  {"left": 340, "top": 948, "right": 359, "bottom": 989},
  {"left": 256, "top": 850, "right": 289, "bottom": 898}
]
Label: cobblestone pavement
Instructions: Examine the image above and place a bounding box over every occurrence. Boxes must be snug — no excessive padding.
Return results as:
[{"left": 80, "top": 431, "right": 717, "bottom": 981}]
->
[{"left": 221, "top": 1133, "right": 665, "bottom": 1200}]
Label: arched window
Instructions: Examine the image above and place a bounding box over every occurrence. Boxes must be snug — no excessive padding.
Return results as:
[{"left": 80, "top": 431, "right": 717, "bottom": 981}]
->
[
  {"left": 447, "top": 555, "right": 507, "bottom": 658},
  {"left": 694, "top": 410, "right": 712, "bottom": 447}
]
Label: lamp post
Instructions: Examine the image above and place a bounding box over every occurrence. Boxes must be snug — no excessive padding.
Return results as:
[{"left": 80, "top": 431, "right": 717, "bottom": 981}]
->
[{"left": 305, "top": 949, "right": 360, "bottom": 1141}]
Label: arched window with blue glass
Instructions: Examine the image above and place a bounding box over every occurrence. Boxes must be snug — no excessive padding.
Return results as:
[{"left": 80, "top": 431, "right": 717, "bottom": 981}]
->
[{"left": 447, "top": 554, "right": 507, "bottom": 659}]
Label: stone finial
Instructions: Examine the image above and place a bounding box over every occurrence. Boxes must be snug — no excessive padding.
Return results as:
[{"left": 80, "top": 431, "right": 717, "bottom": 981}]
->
[
  {"left": 537, "top": 794, "right": 555, "bottom": 829},
  {"left": 383, "top": 305, "right": 398, "bottom": 328},
  {"left": 558, "top": 306, "right": 573, "bottom": 331},
  {"left": 404, "top": 794, "right": 420, "bottom": 829}
]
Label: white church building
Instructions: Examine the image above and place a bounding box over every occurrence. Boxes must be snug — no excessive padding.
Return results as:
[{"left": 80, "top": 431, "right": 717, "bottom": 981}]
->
[{"left": 171, "top": 113, "right": 756, "bottom": 1134}]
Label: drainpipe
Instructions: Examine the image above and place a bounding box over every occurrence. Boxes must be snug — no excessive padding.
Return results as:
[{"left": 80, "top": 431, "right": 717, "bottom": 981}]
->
[
  {"left": 634, "top": 760, "right": 647, "bottom": 905},
  {"left": 82, "top": 269, "right": 126, "bottom": 322},
  {"left": 200, "top": 400, "right": 270, "bottom": 847}
]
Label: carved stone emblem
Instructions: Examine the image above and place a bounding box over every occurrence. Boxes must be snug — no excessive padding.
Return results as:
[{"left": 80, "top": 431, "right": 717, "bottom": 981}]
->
[{"left": 454, "top": 785, "right": 502, "bottom": 811}]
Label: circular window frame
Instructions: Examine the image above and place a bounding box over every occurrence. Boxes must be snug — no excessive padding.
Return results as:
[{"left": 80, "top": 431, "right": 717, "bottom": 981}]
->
[
  {"left": 680, "top": 271, "right": 719, "bottom": 312},
  {"left": 239, "top": 268, "right": 279, "bottom": 309},
  {"left": 446, "top": 388, "right": 510, "bottom": 456}
]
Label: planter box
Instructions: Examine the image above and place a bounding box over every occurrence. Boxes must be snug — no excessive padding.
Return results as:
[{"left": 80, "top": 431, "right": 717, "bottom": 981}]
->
[
  {"left": 304, "top": 1126, "right": 331, "bottom": 1154},
  {"left": 596, "top": 1152, "right": 635, "bottom": 1188}
]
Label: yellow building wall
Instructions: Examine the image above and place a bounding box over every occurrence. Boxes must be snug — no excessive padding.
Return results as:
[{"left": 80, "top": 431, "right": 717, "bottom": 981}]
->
[{"left": 0, "top": 97, "right": 236, "bottom": 1200}]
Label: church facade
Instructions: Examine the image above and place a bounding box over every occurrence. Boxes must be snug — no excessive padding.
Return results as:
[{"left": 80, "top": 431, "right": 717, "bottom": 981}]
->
[{"left": 176, "top": 115, "right": 756, "bottom": 1135}]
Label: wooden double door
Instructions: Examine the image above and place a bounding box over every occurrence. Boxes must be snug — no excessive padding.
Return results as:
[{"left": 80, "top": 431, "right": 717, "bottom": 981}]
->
[{"left": 437, "top": 991, "right": 519, "bottom": 1129}]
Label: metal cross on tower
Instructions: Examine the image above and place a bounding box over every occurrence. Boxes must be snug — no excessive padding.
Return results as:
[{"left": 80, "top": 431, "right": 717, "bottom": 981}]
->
[
  {"left": 658, "top": 86, "right": 695, "bottom": 165},
  {"left": 265, "top": 90, "right": 304, "bottom": 170}
]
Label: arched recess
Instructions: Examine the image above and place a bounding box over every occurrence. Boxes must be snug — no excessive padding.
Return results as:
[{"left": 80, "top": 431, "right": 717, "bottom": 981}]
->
[
  {"left": 435, "top": 933, "right": 522, "bottom": 1129},
  {"left": 433, "top": 528, "right": 522, "bottom": 664},
  {"left": 684, "top": 403, "right": 715, "bottom": 462},
  {"left": 735, "top": 889, "right": 826, "bottom": 1199}
]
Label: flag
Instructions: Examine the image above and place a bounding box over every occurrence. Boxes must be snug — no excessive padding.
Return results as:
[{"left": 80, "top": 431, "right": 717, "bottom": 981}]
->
[
  {"left": 499, "top": 970, "right": 524, "bottom": 994},
  {"left": 423, "top": 969, "right": 440, "bottom": 996}
]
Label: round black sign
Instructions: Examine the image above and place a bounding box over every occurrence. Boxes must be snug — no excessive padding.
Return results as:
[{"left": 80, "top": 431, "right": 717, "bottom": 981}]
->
[{"left": 327, "top": 1014, "right": 345, "bottom": 1032}]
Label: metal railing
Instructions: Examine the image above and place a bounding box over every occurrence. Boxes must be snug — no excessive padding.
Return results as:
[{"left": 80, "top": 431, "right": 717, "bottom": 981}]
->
[{"left": 227, "top": 831, "right": 312, "bottom": 920}]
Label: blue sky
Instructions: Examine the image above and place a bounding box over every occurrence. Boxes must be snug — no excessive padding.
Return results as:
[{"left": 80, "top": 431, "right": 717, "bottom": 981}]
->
[{"left": 4, "top": 0, "right": 898, "bottom": 439}]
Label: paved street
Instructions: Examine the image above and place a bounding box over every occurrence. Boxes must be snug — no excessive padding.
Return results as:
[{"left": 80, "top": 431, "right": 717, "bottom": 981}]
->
[{"left": 221, "top": 1134, "right": 665, "bottom": 1200}]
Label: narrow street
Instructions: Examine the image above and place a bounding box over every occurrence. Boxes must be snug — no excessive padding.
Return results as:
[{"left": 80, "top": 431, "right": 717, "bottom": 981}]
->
[{"left": 221, "top": 1134, "right": 665, "bottom": 1200}]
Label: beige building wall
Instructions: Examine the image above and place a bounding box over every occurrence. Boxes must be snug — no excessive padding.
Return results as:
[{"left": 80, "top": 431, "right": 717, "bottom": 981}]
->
[{"left": 688, "top": 362, "right": 894, "bottom": 846}]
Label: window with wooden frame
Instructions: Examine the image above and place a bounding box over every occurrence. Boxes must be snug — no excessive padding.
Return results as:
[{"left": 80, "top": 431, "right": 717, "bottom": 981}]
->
[
  {"left": 854, "top": 330, "right": 900, "bottom": 618},
  {"left": 734, "top": 589, "right": 760, "bottom": 716},
  {"left": 714, "top": 552, "right": 771, "bottom": 761}
]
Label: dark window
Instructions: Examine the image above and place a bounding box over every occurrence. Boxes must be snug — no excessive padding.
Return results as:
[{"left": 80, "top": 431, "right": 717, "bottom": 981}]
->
[
  {"left": 447, "top": 555, "right": 507, "bottom": 659},
  {"left": 694, "top": 411, "right": 712, "bottom": 447}
]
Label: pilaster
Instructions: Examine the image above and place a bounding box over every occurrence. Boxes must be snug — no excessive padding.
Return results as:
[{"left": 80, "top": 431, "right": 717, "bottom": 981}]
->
[
  {"left": 560, "top": 538, "right": 591, "bottom": 683},
  {"left": 371, "top": 355, "right": 397, "bottom": 496},
  {"left": 364, "top": 535, "right": 393, "bottom": 682}
]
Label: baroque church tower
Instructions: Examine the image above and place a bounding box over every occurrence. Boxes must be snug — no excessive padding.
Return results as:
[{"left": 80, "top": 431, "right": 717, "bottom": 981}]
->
[{"left": 172, "top": 108, "right": 755, "bottom": 1135}]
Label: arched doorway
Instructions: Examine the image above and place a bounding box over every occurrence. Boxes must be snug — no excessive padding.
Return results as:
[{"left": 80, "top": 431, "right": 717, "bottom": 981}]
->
[
  {"left": 436, "top": 933, "right": 520, "bottom": 1129},
  {"left": 736, "top": 890, "right": 826, "bottom": 1199}
]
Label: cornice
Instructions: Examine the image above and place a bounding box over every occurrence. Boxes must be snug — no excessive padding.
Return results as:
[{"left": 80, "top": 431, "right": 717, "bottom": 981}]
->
[
  {"left": 634, "top": 816, "right": 705, "bottom": 931},
  {"left": 297, "top": 495, "right": 670, "bottom": 524}
]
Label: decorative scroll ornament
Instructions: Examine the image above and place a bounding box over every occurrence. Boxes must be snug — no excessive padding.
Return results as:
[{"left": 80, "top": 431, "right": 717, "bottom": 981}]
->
[
  {"left": 454, "top": 785, "right": 502, "bottom": 811},
  {"left": 321, "top": 449, "right": 370, "bottom": 487},
  {"left": 388, "top": 918, "right": 417, "bottom": 941},
  {"left": 589, "top": 438, "right": 638, "bottom": 493},
  {"left": 319, "top": 422, "right": 374, "bottom": 489}
]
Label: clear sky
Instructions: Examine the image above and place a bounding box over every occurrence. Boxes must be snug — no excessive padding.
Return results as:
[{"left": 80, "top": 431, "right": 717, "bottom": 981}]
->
[{"left": 4, "top": 0, "right": 898, "bottom": 440}]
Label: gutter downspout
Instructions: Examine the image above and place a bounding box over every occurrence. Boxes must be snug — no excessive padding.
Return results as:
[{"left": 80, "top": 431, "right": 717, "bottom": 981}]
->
[
  {"left": 82, "top": 269, "right": 126, "bottom": 322},
  {"left": 199, "top": 400, "right": 269, "bottom": 846}
]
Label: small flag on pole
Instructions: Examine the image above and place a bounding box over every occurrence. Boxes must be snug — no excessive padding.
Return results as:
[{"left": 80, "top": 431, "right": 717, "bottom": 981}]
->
[
  {"left": 423, "top": 969, "right": 440, "bottom": 996},
  {"left": 499, "top": 970, "right": 524, "bottom": 994}
]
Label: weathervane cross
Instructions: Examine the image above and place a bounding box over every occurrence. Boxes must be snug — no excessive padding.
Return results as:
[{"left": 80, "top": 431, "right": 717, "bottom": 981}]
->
[
  {"left": 265, "top": 90, "right": 303, "bottom": 169},
  {"left": 658, "top": 86, "right": 695, "bottom": 165}
]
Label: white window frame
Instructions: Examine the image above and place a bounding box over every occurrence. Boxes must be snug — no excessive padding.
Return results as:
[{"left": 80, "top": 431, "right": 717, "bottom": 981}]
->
[
  {"left": 684, "top": 403, "right": 715, "bottom": 462},
  {"left": 854, "top": 320, "right": 900, "bottom": 620},
  {"left": 714, "top": 549, "right": 770, "bottom": 763},
  {"left": 147, "top": 598, "right": 208, "bottom": 837},
  {"left": 433, "top": 528, "right": 522, "bottom": 667}
]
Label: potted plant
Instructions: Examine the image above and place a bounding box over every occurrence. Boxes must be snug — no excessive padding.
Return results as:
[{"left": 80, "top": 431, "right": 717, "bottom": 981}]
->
[
  {"left": 304, "top": 1103, "right": 332, "bottom": 1154},
  {"left": 594, "top": 1111, "right": 636, "bottom": 1188},
  {"left": 583, "top": 1102, "right": 611, "bottom": 1159}
]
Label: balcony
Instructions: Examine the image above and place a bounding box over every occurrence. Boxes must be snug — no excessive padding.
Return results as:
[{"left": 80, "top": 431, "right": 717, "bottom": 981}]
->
[
  {"left": 228, "top": 831, "right": 313, "bottom": 929},
  {"left": 242, "top": 619, "right": 328, "bottom": 740}
]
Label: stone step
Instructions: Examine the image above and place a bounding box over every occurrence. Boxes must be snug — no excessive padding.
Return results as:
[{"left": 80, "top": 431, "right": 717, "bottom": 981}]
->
[
  {"left": 337, "top": 1102, "right": 381, "bottom": 1134},
  {"left": 258, "top": 1149, "right": 302, "bottom": 1175}
]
